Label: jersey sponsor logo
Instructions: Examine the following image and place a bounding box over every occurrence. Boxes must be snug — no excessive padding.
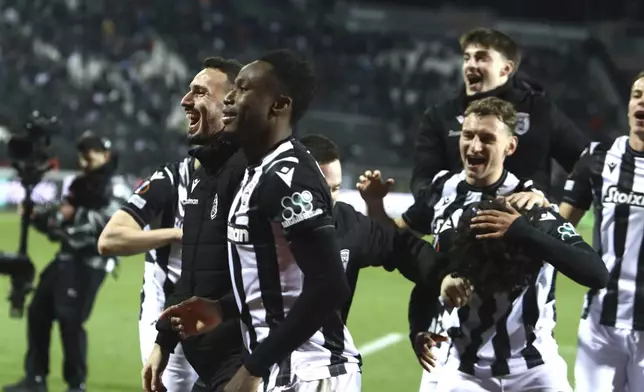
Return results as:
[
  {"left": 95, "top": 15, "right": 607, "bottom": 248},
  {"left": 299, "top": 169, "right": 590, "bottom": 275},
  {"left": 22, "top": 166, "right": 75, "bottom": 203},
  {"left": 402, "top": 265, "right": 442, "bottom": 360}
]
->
[
  {"left": 280, "top": 190, "right": 323, "bottom": 228},
  {"left": 515, "top": 112, "right": 530, "bottom": 135},
  {"left": 128, "top": 194, "right": 147, "bottom": 209},
  {"left": 564, "top": 180, "right": 575, "bottom": 191},
  {"left": 607, "top": 162, "right": 617, "bottom": 173},
  {"left": 191, "top": 178, "right": 200, "bottom": 192},
  {"left": 228, "top": 225, "right": 250, "bottom": 243},
  {"left": 557, "top": 222, "right": 580, "bottom": 240},
  {"left": 211, "top": 194, "right": 218, "bottom": 220},
  {"left": 448, "top": 130, "right": 461, "bottom": 137},
  {"left": 183, "top": 198, "right": 199, "bottom": 205},
  {"left": 603, "top": 186, "right": 644, "bottom": 207}
]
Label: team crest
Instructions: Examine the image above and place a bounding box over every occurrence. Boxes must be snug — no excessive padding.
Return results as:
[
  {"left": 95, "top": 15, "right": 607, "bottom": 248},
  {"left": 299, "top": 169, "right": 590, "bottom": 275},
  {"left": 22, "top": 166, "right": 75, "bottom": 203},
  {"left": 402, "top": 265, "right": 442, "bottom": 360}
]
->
[
  {"left": 340, "top": 249, "right": 350, "bottom": 264},
  {"left": 514, "top": 112, "right": 531, "bottom": 135},
  {"left": 210, "top": 194, "right": 218, "bottom": 220}
]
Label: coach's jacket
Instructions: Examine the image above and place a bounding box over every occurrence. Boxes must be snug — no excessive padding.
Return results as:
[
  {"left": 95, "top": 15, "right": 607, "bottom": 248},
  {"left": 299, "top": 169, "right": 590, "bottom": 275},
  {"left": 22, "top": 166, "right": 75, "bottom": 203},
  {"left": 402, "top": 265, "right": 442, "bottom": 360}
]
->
[
  {"left": 410, "top": 76, "right": 588, "bottom": 202},
  {"left": 155, "top": 139, "right": 247, "bottom": 388}
]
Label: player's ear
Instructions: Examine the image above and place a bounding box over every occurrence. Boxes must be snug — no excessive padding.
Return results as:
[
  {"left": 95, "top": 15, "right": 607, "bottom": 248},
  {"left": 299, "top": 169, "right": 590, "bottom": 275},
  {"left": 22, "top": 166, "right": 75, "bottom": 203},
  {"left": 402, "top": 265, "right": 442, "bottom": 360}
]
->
[
  {"left": 271, "top": 96, "right": 292, "bottom": 116},
  {"left": 505, "top": 135, "right": 518, "bottom": 156},
  {"left": 501, "top": 60, "right": 514, "bottom": 78}
]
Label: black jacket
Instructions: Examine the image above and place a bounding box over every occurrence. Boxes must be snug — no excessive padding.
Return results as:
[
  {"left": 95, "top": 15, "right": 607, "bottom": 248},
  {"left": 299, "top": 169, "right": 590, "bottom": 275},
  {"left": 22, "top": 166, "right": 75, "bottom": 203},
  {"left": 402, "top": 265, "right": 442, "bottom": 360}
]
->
[
  {"left": 333, "top": 201, "right": 448, "bottom": 322},
  {"left": 155, "top": 142, "right": 247, "bottom": 388},
  {"left": 410, "top": 78, "right": 589, "bottom": 201}
]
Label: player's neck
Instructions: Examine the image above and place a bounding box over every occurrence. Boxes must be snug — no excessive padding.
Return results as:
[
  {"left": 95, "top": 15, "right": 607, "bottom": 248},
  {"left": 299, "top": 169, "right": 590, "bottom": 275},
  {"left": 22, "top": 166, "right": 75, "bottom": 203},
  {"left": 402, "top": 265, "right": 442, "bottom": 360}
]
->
[
  {"left": 243, "top": 127, "right": 292, "bottom": 165},
  {"left": 465, "top": 168, "right": 504, "bottom": 188},
  {"left": 628, "top": 133, "right": 644, "bottom": 153}
]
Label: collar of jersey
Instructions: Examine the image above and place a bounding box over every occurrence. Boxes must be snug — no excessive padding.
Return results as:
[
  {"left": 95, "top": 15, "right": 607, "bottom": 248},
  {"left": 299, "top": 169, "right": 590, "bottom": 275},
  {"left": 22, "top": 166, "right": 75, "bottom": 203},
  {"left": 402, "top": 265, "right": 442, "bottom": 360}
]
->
[{"left": 458, "top": 169, "right": 509, "bottom": 194}]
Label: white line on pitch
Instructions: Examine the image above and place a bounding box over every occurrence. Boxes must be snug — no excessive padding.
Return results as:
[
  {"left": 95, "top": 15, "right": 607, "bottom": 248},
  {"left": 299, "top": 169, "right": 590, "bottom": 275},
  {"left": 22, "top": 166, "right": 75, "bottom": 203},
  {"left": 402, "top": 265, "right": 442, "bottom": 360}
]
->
[{"left": 359, "top": 333, "right": 406, "bottom": 357}]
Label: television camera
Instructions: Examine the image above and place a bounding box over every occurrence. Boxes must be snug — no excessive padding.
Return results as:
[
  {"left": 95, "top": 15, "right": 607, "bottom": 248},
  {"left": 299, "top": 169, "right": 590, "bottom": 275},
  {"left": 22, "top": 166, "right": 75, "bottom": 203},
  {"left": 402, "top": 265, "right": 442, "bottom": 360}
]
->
[{"left": 0, "top": 111, "right": 58, "bottom": 318}]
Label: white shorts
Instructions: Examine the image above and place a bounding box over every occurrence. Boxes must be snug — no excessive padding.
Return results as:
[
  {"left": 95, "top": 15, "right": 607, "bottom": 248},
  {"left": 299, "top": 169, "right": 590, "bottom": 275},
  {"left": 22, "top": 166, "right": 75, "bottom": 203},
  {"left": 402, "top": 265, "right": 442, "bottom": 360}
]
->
[
  {"left": 435, "top": 356, "right": 571, "bottom": 392},
  {"left": 140, "top": 318, "right": 199, "bottom": 392},
  {"left": 575, "top": 318, "right": 644, "bottom": 392},
  {"left": 418, "top": 340, "right": 451, "bottom": 392},
  {"left": 259, "top": 371, "right": 361, "bottom": 392}
]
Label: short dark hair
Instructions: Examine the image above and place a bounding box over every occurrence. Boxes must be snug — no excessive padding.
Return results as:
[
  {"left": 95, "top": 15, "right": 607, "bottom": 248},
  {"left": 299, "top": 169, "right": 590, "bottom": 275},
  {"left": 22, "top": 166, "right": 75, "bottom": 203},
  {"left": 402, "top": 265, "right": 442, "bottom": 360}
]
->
[
  {"left": 446, "top": 198, "right": 544, "bottom": 296},
  {"left": 203, "top": 57, "right": 243, "bottom": 84},
  {"left": 464, "top": 97, "right": 517, "bottom": 134},
  {"left": 77, "top": 131, "right": 111, "bottom": 152},
  {"left": 259, "top": 49, "right": 317, "bottom": 125},
  {"left": 299, "top": 134, "right": 340, "bottom": 164},
  {"left": 460, "top": 28, "right": 521, "bottom": 72}
]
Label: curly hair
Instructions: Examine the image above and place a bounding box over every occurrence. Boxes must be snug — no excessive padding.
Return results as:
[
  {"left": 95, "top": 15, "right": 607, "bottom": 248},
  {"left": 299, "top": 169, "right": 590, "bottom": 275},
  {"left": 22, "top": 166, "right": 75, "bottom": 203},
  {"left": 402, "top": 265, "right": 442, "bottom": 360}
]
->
[
  {"left": 446, "top": 198, "right": 544, "bottom": 297},
  {"left": 259, "top": 49, "right": 317, "bottom": 125}
]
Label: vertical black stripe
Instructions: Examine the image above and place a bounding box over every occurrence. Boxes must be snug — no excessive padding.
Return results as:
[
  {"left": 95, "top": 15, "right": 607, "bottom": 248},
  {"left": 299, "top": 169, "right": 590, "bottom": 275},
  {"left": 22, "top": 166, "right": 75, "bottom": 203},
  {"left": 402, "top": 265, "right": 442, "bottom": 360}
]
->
[
  {"left": 520, "top": 274, "right": 546, "bottom": 370},
  {"left": 230, "top": 244, "right": 258, "bottom": 350},
  {"left": 490, "top": 290, "right": 522, "bottom": 377},
  {"left": 458, "top": 297, "right": 496, "bottom": 375},
  {"left": 139, "top": 277, "right": 145, "bottom": 320},
  {"left": 601, "top": 151, "right": 635, "bottom": 326},
  {"left": 581, "top": 145, "right": 608, "bottom": 319},
  {"left": 321, "top": 315, "right": 348, "bottom": 376}
]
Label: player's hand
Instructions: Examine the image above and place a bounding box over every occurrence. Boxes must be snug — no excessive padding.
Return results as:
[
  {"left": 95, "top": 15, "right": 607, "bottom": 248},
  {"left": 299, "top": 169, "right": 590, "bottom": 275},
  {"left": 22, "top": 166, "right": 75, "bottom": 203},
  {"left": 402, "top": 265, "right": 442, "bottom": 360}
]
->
[
  {"left": 440, "top": 275, "right": 472, "bottom": 308},
  {"left": 503, "top": 191, "right": 551, "bottom": 210},
  {"left": 60, "top": 202, "right": 76, "bottom": 222},
  {"left": 356, "top": 170, "right": 394, "bottom": 203},
  {"left": 470, "top": 200, "right": 522, "bottom": 240},
  {"left": 142, "top": 343, "right": 169, "bottom": 392},
  {"left": 223, "top": 365, "right": 262, "bottom": 392},
  {"left": 413, "top": 332, "right": 449, "bottom": 372},
  {"left": 158, "top": 296, "right": 223, "bottom": 339}
]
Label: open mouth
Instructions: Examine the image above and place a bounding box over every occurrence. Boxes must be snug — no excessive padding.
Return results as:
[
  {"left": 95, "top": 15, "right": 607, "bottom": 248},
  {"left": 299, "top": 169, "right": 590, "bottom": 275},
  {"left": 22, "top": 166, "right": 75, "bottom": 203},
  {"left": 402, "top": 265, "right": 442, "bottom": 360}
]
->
[
  {"left": 466, "top": 74, "right": 483, "bottom": 86},
  {"left": 634, "top": 110, "right": 644, "bottom": 120},
  {"left": 186, "top": 110, "right": 200, "bottom": 132},
  {"left": 467, "top": 156, "right": 487, "bottom": 167}
]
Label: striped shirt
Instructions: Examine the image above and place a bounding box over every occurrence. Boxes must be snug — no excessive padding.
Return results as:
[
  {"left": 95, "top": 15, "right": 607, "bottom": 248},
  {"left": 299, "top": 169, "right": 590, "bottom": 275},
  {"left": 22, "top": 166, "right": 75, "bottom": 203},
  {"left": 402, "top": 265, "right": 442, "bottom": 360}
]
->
[
  {"left": 403, "top": 169, "right": 542, "bottom": 344},
  {"left": 227, "top": 139, "right": 360, "bottom": 387},
  {"left": 433, "top": 206, "right": 566, "bottom": 378},
  {"left": 122, "top": 157, "right": 194, "bottom": 322},
  {"left": 563, "top": 136, "right": 644, "bottom": 330}
]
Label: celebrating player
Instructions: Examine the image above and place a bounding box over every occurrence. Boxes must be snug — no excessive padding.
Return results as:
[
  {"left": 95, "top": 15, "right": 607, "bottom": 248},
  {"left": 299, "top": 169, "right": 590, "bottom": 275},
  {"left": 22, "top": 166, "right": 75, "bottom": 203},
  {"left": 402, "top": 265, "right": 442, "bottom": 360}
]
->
[
  {"left": 559, "top": 70, "right": 644, "bottom": 392},
  {"left": 410, "top": 198, "right": 607, "bottom": 392},
  {"left": 98, "top": 57, "right": 245, "bottom": 392}
]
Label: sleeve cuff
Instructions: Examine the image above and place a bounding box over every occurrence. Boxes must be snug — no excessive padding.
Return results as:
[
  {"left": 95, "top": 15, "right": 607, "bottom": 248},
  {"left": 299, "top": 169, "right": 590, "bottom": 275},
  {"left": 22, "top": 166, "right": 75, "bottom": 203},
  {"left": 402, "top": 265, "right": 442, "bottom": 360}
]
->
[
  {"left": 154, "top": 321, "right": 180, "bottom": 353},
  {"left": 243, "top": 354, "right": 271, "bottom": 378},
  {"left": 120, "top": 206, "right": 146, "bottom": 228}
]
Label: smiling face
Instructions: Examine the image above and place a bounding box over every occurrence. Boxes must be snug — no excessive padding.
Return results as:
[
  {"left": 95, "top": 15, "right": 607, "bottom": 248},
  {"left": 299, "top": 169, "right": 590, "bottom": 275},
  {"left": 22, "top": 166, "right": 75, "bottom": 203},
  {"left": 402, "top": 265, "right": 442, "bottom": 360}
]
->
[
  {"left": 460, "top": 113, "right": 517, "bottom": 187},
  {"left": 462, "top": 44, "right": 514, "bottom": 96},
  {"left": 629, "top": 76, "right": 644, "bottom": 138},
  {"left": 181, "top": 68, "right": 230, "bottom": 145}
]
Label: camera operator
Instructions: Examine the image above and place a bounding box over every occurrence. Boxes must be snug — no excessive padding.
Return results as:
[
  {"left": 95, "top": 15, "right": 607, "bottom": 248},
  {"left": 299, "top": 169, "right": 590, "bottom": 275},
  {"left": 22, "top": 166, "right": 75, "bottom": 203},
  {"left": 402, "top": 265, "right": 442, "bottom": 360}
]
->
[{"left": 3, "top": 132, "right": 131, "bottom": 392}]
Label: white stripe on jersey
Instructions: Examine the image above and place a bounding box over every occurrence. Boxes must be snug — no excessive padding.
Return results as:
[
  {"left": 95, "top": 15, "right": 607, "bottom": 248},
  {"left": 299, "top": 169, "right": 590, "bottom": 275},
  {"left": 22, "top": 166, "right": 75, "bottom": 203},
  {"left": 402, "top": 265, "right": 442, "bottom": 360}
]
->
[
  {"left": 581, "top": 136, "right": 644, "bottom": 330},
  {"left": 140, "top": 157, "right": 192, "bottom": 322},
  {"left": 228, "top": 140, "right": 360, "bottom": 385}
]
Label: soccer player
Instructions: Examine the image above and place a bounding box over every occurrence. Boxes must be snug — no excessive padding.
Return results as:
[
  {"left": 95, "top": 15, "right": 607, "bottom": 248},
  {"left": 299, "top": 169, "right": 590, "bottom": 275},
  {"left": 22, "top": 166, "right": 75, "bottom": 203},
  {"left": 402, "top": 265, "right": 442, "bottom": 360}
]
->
[
  {"left": 98, "top": 57, "right": 244, "bottom": 392},
  {"left": 411, "top": 28, "right": 587, "bottom": 202},
  {"left": 559, "top": 70, "right": 644, "bottom": 392},
  {"left": 221, "top": 49, "right": 360, "bottom": 392},
  {"left": 359, "top": 96, "right": 552, "bottom": 391},
  {"left": 409, "top": 198, "right": 607, "bottom": 392}
]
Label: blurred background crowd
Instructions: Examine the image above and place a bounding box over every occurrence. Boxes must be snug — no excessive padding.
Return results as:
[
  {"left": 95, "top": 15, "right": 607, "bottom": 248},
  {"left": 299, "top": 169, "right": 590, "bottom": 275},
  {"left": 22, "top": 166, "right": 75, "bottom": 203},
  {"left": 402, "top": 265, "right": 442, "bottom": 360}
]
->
[{"left": 0, "top": 0, "right": 643, "bottom": 190}]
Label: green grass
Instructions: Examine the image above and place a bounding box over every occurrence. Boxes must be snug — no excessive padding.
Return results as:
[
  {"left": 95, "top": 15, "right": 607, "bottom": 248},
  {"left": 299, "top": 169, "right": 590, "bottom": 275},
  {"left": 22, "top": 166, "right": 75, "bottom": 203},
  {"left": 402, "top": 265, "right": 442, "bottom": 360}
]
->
[{"left": 0, "top": 213, "right": 595, "bottom": 391}]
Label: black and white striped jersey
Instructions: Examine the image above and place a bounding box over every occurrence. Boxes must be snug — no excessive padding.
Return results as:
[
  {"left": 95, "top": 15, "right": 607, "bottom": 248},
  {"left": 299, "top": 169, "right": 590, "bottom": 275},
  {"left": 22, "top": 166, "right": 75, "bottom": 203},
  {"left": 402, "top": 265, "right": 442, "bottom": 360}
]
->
[
  {"left": 227, "top": 138, "right": 360, "bottom": 385},
  {"left": 122, "top": 157, "right": 195, "bottom": 322},
  {"left": 563, "top": 136, "right": 644, "bottom": 330},
  {"left": 402, "top": 169, "right": 541, "bottom": 236},
  {"left": 403, "top": 169, "right": 542, "bottom": 338},
  {"left": 434, "top": 207, "right": 570, "bottom": 378}
]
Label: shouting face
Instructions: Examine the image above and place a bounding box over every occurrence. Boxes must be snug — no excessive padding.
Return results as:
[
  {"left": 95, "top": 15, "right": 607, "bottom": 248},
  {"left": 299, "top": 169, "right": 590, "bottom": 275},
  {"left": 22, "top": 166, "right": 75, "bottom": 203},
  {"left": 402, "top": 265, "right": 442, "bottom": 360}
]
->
[
  {"left": 462, "top": 44, "right": 514, "bottom": 96},
  {"left": 181, "top": 68, "right": 230, "bottom": 145},
  {"left": 460, "top": 113, "right": 517, "bottom": 186}
]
